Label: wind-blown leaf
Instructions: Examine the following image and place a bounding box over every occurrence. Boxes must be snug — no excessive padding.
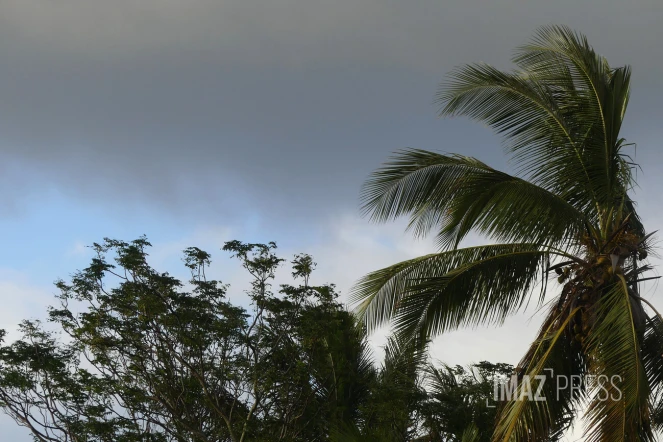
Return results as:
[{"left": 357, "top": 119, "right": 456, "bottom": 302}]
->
[
  {"left": 493, "top": 305, "right": 581, "bottom": 442},
  {"left": 361, "top": 149, "right": 588, "bottom": 249},
  {"left": 352, "top": 244, "right": 558, "bottom": 337},
  {"left": 583, "top": 278, "right": 653, "bottom": 442}
]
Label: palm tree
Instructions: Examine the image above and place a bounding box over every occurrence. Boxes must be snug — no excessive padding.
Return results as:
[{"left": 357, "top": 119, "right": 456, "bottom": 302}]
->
[
  {"left": 352, "top": 25, "right": 663, "bottom": 442},
  {"left": 419, "top": 361, "right": 515, "bottom": 442}
]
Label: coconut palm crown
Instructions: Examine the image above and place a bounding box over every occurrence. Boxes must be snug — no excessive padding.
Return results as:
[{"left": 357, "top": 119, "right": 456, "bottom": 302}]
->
[{"left": 352, "top": 26, "right": 663, "bottom": 442}]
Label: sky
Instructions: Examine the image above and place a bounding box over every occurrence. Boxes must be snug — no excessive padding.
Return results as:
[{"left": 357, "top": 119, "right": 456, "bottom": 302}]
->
[{"left": 1, "top": 1, "right": 663, "bottom": 440}]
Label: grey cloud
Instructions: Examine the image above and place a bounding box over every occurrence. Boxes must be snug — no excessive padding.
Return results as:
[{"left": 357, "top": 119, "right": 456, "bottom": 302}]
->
[{"left": 0, "top": 0, "right": 661, "bottom": 223}]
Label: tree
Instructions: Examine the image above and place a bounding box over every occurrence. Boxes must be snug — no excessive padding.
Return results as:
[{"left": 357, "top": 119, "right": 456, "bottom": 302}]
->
[
  {"left": 337, "top": 338, "right": 514, "bottom": 442},
  {"left": 419, "top": 362, "right": 513, "bottom": 442},
  {"left": 0, "top": 237, "right": 375, "bottom": 441},
  {"left": 352, "top": 25, "right": 663, "bottom": 441},
  {"left": 357, "top": 335, "right": 428, "bottom": 441}
]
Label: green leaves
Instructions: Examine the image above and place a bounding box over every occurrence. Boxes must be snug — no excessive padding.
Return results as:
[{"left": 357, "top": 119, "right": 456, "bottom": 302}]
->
[
  {"left": 352, "top": 244, "right": 553, "bottom": 338},
  {"left": 422, "top": 362, "right": 514, "bottom": 442},
  {"left": 0, "top": 238, "right": 383, "bottom": 442},
  {"left": 361, "top": 150, "right": 587, "bottom": 249},
  {"left": 583, "top": 278, "right": 653, "bottom": 442},
  {"left": 514, "top": 26, "right": 634, "bottom": 213},
  {"left": 493, "top": 305, "right": 581, "bottom": 442},
  {"left": 434, "top": 25, "right": 637, "bottom": 229},
  {"left": 357, "top": 24, "right": 656, "bottom": 442}
]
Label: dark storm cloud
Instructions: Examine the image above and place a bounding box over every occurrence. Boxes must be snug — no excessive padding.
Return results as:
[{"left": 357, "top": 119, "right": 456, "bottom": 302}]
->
[{"left": 0, "top": 0, "right": 662, "bottom": 221}]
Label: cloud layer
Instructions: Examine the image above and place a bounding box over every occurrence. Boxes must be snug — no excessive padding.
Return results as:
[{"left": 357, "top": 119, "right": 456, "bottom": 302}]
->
[{"left": 1, "top": 0, "right": 661, "bottom": 221}]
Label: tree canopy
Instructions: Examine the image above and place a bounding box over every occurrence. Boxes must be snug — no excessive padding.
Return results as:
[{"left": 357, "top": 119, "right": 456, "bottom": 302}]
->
[
  {"left": 353, "top": 25, "right": 663, "bottom": 441},
  {"left": 0, "top": 237, "right": 510, "bottom": 441}
]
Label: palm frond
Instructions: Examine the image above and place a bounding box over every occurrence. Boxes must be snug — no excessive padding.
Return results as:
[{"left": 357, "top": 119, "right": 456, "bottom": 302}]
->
[
  {"left": 642, "top": 315, "right": 663, "bottom": 433},
  {"left": 583, "top": 277, "right": 653, "bottom": 442},
  {"left": 352, "top": 244, "right": 557, "bottom": 337},
  {"left": 642, "top": 316, "right": 663, "bottom": 394},
  {"left": 435, "top": 25, "right": 637, "bottom": 228},
  {"left": 493, "top": 305, "right": 581, "bottom": 442},
  {"left": 513, "top": 25, "right": 635, "bottom": 217},
  {"left": 361, "top": 150, "right": 588, "bottom": 249},
  {"left": 462, "top": 423, "right": 480, "bottom": 442}
]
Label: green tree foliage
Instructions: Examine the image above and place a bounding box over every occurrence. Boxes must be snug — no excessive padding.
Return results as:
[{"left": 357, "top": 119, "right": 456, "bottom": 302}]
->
[
  {"left": 0, "top": 238, "right": 375, "bottom": 441},
  {"left": 353, "top": 25, "right": 663, "bottom": 441},
  {"left": 0, "top": 237, "right": 519, "bottom": 442},
  {"left": 335, "top": 352, "right": 514, "bottom": 442},
  {"left": 420, "top": 362, "right": 513, "bottom": 442},
  {"left": 357, "top": 335, "right": 428, "bottom": 441}
]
